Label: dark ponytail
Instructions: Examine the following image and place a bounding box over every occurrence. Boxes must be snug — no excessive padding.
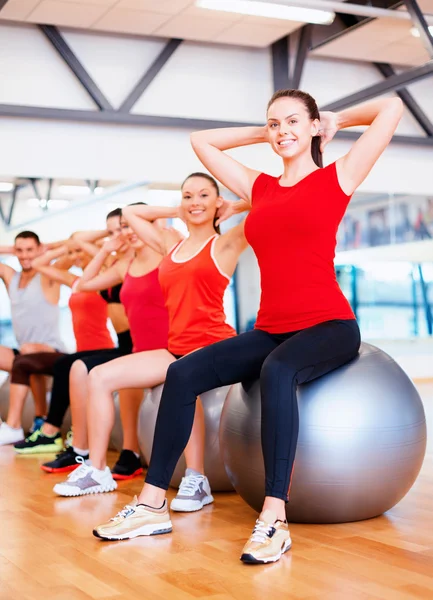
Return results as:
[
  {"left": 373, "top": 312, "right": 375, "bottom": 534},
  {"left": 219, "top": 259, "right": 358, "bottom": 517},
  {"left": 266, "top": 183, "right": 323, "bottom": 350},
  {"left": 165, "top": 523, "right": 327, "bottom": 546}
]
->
[
  {"left": 181, "top": 172, "right": 221, "bottom": 234},
  {"left": 267, "top": 89, "right": 323, "bottom": 168}
]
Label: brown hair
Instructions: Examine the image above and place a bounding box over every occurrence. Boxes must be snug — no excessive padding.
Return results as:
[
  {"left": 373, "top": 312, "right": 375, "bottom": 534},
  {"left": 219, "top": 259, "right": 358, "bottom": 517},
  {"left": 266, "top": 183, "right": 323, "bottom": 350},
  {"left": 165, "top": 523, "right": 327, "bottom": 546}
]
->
[
  {"left": 15, "top": 230, "right": 40, "bottom": 245},
  {"left": 181, "top": 172, "right": 221, "bottom": 234},
  {"left": 267, "top": 89, "right": 323, "bottom": 168}
]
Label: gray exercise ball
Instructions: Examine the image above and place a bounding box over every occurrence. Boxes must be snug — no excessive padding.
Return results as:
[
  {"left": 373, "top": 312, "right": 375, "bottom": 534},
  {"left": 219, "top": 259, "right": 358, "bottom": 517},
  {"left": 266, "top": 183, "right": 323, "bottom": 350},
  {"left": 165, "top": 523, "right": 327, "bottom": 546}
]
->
[
  {"left": 108, "top": 391, "right": 123, "bottom": 452},
  {"left": 139, "top": 384, "right": 233, "bottom": 491},
  {"left": 0, "top": 375, "right": 71, "bottom": 435},
  {"left": 220, "top": 343, "right": 427, "bottom": 524}
]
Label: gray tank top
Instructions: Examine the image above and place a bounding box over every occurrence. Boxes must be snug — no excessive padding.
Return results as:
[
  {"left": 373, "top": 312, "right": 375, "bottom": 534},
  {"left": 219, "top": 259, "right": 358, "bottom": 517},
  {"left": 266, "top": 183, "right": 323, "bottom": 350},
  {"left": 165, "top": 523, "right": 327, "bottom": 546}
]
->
[{"left": 9, "top": 272, "right": 65, "bottom": 351}]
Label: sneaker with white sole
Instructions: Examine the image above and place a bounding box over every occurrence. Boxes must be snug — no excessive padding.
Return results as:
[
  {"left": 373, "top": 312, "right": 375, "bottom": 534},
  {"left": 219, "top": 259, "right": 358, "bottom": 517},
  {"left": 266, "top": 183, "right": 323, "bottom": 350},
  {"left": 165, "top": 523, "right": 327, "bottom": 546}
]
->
[
  {"left": 240, "top": 509, "right": 292, "bottom": 565},
  {"left": 0, "top": 422, "right": 25, "bottom": 446},
  {"left": 170, "top": 469, "right": 214, "bottom": 512},
  {"left": 53, "top": 457, "right": 117, "bottom": 497},
  {"left": 93, "top": 496, "right": 172, "bottom": 541}
]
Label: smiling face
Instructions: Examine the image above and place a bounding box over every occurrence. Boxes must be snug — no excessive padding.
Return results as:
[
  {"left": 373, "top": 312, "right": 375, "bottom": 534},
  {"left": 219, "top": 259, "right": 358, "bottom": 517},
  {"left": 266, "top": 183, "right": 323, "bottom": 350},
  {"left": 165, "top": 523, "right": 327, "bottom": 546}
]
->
[
  {"left": 120, "top": 215, "right": 144, "bottom": 249},
  {"left": 106, "top": 214, "right": 129, "bottom": 253},
  {"left": 68, "top": 243, "right": 88, "bottom": 269},
  {"left": 181, "top": 176, "right": 222, "bottom": 229},
  {"left": 14, "top": 237, "right": 41, "bottom": 272},
  {"left": 266, "top": 96, "right": 320, "bottom": 161}
]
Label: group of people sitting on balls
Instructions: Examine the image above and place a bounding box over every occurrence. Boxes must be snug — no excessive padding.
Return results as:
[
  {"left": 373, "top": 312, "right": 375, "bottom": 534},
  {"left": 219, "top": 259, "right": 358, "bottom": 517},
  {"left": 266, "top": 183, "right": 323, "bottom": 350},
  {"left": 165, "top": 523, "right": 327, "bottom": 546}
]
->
[{"left": 0, "top": 89, "right": 402, "bottom": 564}]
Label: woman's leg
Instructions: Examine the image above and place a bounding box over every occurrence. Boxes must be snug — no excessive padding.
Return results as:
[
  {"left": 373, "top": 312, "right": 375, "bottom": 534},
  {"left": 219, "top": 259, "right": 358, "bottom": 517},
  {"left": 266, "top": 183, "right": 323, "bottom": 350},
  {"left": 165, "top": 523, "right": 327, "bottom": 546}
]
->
[
  {"left": 68, "top": 359, "right": 91, "bottom": 450},
  {"left": 118, "top": 388, "right": 144, "bottom": 454},
  {"left": 183, "top": 397, "right": 205, "bottom": 474},
  {"left": 259, "top": 320, "right": 361, "bottom": 520},
  {"left": 87, "top": 350, "right": 176, "bottom": 470},
  {"left": 141, "top": 330, "right": 279, "bottom": 507},
  {"left": 20, "top": 344, "right": 57, "bottom": 420}
]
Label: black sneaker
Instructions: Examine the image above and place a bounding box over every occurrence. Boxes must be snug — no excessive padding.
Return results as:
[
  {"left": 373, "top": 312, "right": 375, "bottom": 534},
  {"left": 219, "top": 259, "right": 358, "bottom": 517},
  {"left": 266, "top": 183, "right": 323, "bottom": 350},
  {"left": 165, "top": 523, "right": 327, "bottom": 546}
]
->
[
  {"left": 14, "top": 429, "right": 63, "bottom": 454},
  {"left": 41, "top": 446, "right": 89, "bottom": 474},
  {"left": 111, "top": 450, "right": 143, "bottom": 481}
]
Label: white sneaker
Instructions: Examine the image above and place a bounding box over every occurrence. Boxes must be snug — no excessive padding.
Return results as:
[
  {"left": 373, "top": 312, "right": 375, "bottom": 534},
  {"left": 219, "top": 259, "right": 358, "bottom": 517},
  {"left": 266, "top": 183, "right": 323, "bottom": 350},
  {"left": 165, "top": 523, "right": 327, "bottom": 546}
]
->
[
  {"left": 53, "top": 457, "right": 118, "bottom": 497},
  {"left": 170, "top": 469, "right": 214, "bottom": 512},
  {"left": 0, "top": 422, "right": 24, "bottom": 446}
]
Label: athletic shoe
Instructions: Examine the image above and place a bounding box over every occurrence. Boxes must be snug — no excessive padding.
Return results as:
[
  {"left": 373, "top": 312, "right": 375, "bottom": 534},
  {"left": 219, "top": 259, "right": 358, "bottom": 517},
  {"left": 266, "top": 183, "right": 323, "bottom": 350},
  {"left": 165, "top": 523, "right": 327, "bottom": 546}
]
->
[
  {"left": 111, "top": 450, "right": 143, "bottom": 481},
  {"left": 93, "top": 497, "right": 172, "bottom": 541},
  {"left": 240, "top": 509, "right": 292, "bottom": 565},
  {"left": 170, "top": 469, "right": 214, "bottom": 512},
  {"left": 53, "top": 458, "right": 117, "bottom": 497},
  {"left": 64, "top": 429, "right": 73, "bottom": 449},
  {"left": 14, "top": 429, "right": 63, "bottom": 454},
  {"left": 29, "top": 416, "right": 45, "bottom": 434},
  {"left": 41, "top": 446, "right": 88, "bottom": 473},
  {"left": 0, "top": 422, "right": 25, "bottom": 446}
]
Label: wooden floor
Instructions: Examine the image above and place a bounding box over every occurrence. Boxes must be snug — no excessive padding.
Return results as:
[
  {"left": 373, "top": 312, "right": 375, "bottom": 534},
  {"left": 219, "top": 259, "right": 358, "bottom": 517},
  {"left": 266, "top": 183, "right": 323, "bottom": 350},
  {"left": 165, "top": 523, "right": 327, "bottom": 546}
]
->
[{"left": 1, "top": 384, "right": 433, "bottom": 600}]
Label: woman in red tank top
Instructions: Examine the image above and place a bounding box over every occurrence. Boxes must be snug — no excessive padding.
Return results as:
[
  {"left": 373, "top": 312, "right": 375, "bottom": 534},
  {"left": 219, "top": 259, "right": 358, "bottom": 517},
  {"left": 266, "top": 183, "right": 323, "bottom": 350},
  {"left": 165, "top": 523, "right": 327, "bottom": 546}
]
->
[
  {"left": 54, "top": 174, "right": 248, "bottom": 506},
  {"left": 93, "top": 93, "right": 403, "bottom": 560}
]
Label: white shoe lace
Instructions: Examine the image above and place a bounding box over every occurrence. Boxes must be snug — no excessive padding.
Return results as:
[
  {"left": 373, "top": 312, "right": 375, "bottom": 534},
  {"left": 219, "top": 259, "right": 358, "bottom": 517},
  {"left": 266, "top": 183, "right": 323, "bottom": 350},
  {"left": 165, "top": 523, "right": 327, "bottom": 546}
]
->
[
  {"left": 111, "top": 504, "right": 136, "bottom": 521},
  {"left": 178, "top": 473, "right": 205, "bottom": 497},
  {"left": 66, "top": 457, "right": 92, "bottom": 482},
  {"left": 250, "top": 520, "right": 275, "bottom": 544}
]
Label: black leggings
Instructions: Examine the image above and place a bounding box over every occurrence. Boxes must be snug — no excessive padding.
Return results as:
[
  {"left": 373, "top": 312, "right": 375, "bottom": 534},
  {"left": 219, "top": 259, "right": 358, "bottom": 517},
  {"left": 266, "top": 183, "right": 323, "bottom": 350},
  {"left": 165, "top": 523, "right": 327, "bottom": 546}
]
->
[
  {"left": 146, "top": 319, "right": 360, "bottom": 501},
  {"left": 46, "top": 331, "right": 133, "bottom": 428}
]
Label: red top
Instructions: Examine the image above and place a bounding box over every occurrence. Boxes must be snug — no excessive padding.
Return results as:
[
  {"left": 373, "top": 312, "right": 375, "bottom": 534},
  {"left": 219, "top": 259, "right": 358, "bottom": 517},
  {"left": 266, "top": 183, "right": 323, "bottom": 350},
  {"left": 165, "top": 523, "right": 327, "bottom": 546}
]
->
[
  {"left": 159, "top": 234, "right": 236, "bottom": 356},
  {"left": 120, "top": 267, "right": 169, "bottom": 352},
  {"left": 69, "top": 281, "right": 114, "bottom": 352},
  {"left": 244, "top": 162, "right": 355, "bottom": 333}
]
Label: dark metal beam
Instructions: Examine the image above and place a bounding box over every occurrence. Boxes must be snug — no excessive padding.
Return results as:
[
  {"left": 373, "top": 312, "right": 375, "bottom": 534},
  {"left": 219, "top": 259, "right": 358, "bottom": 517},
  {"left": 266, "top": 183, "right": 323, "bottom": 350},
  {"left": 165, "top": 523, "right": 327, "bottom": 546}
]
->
[
  {"left": 119, "top": 39, "right": 182, "bottom": 113},
  {"left": 39, "top": 25, "right": 113, "bottom": 111},
  {"left": 322, "top": 61, "right": 433, "bottom": 111},
  {"left": 0, "top": 102, "right": 432, "bottom": 146},
  {"left": 271, "top": 36, "right": 290, "bottom": 91},
  {"left": 293, "top": 25, "right": 312, "bottom": 89},
  {"left": 374, "top": 62, "right": 433, "bottom": 136},
  {"left": 403, "top": 0, "right": 433, "bottom": 58}
]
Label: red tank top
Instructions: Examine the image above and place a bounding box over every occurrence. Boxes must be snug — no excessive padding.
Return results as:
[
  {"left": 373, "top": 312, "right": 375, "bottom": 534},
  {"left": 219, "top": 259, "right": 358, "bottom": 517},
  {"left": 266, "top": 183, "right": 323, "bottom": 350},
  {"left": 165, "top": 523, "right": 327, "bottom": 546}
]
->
[
  {"left": 158, "top": 234, "right": 236, "bottom": 356},
  {"left": 119, "top": 267, "right": 169, "bottom": 352},
  {"left": 69, "top": 280, "right": 114, "bottom": 351},
  {"left": 244, "top": 162, "right": 355, "bottom": 333}
]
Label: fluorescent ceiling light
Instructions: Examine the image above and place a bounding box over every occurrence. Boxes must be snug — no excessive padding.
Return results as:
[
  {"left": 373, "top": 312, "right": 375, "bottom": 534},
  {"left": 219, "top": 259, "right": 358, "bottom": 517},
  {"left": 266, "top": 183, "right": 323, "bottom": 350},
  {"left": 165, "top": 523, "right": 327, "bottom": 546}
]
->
[
  {"left": 58, "top": 185, "right": 90, "bottom": 195},
  {"left": 196, "top": 0, "right": 335, "bottom": 24},
  {"left": 411, "top": 25, "right": 433, "bottom": 37},
  {"left": 0, "top": 182, "right": 13, "bottom": 192},
  {"left": 27, "top": 198, "right": 70, "bottom": 209}
]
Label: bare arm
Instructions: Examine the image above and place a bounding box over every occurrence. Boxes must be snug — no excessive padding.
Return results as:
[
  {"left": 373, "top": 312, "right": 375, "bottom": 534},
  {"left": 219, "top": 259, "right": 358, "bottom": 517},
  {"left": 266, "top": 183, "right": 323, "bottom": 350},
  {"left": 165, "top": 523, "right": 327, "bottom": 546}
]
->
[
  {"left": 0, "top": 245, "right": 15, "bottom": 255},
  {"left": 321, "top": 98, "right": 403, "bottom": 196},
  {"left": 190, "top": 127, "right": 265, "bottom": 202},
  {"left": 0, "top": 263, "right": 16, "bottom": 289},
  {"left": 32, "top": 246, "right": 76, "bottom": 288},
  {"left": 122, "top": 204, "right": 182, "bottom": 254},
  {"left": 72, "top": 229, "right": 108, "bottom": 258},
  {"left": 77, "top": 238, "right": 124, "bottom": 292}
]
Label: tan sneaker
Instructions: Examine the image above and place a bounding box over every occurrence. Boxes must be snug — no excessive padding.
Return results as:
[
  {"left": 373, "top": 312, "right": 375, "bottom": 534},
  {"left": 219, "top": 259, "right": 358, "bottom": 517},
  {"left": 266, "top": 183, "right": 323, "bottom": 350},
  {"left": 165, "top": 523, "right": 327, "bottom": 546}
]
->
[
  {"left": 93, "top": 496, "right": 172, "bottom": 541},
  {"left": 240, "top": 509, "right": 292, "bottom": 564}
]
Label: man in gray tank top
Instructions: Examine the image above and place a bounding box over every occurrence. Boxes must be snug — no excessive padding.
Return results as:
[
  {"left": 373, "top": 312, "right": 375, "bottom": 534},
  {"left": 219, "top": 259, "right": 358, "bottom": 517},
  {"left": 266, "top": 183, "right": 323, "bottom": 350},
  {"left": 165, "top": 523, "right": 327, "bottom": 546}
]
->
[{"left": 0, "top": 231, "right": 65, "bottom": 444}]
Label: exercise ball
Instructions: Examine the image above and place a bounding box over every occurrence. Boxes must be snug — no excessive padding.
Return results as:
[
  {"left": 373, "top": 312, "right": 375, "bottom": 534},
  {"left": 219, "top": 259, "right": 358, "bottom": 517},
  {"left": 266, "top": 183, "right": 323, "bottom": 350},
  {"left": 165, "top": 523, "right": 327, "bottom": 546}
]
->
[
  {"left": 220, "top": 343, "right": 427, "bottom": 524},
  {"left": 0, "top": 375, "right": 71, "bottom": 435},
  {"left": 139, "top": 384, "right": 233, "bottom": 491}
]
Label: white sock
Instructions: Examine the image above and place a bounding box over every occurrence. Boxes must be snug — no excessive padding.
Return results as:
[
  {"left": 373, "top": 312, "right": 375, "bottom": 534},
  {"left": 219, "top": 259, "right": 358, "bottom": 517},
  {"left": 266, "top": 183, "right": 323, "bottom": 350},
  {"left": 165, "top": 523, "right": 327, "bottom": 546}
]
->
[{"left": 73, "top": 446, "right": 89, "bottom": 456}]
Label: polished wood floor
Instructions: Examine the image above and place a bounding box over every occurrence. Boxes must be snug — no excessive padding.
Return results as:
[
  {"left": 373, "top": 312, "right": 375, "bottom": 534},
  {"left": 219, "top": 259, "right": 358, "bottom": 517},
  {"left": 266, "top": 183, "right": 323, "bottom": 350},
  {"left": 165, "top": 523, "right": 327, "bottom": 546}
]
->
[{"left": 1, "top": 383, "right": 433, "bottom": 600}]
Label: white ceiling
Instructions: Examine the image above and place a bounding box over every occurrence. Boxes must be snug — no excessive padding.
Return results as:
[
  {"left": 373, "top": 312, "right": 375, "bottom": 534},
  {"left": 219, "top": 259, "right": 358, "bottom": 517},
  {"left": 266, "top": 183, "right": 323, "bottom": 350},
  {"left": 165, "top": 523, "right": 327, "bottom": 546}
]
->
[{"left": 0, "top": 0, "right": 432, "bottom": 59}]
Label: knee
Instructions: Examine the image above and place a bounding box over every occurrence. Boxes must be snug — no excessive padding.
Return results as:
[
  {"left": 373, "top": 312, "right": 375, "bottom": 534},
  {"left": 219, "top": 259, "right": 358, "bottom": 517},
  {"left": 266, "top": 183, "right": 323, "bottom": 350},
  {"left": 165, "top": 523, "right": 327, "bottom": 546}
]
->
[
  {"left": 88, "top": 364, "right": 113, "bottom": 392},
  {"left": 70, "top": 359, "right": 88, "bottom": 380},
  {"left": 260, "top": 353, "right": 296, "bottom": 385},
  {"left": 20, "top": 343, "right": 37, "bottom": 355}
]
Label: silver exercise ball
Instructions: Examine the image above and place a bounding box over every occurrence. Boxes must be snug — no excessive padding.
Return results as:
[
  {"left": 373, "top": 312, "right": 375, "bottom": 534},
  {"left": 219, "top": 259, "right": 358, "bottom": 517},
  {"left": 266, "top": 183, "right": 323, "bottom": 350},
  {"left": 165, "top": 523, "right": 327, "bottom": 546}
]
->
[
  {"left": 0, "top": 375, "right": 71, "bottom": 434},
  {"left": 108, "top": 391, "right": 123, "bottom": 452},
  {"left": 220, "top": 343, "right": 427, "bottom": 524},
  {"left": 139, "top": 384, "right": 233, "bottom": 491}
]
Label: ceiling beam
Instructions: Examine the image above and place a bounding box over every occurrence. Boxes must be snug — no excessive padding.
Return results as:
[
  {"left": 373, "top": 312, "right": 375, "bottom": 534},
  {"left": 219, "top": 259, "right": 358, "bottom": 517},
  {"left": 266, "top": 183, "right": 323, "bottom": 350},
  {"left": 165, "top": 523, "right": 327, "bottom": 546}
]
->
[
  {"left": 0, "top": 103, "right": 432, "bottom": 146},
  {"left": 292, "top": 25, "right": 312, "bottom": 89},
  {"left": 38, "top": 25, "right": 113, "bottom": 111},
  {"left": 374, "top": 62, "right": 433, "bottom": 136},
  {"left": 271, "top": 36, "right": 290, "bottom": 91},
  {"left": 322, "top": 61, "right": 433, "bottom": 111},
  {"left": 402, "top": 0, "right": 433, "bottom": 58},
  {"left": 119, "top": 38, "right": 182, "bottom": 113}
]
